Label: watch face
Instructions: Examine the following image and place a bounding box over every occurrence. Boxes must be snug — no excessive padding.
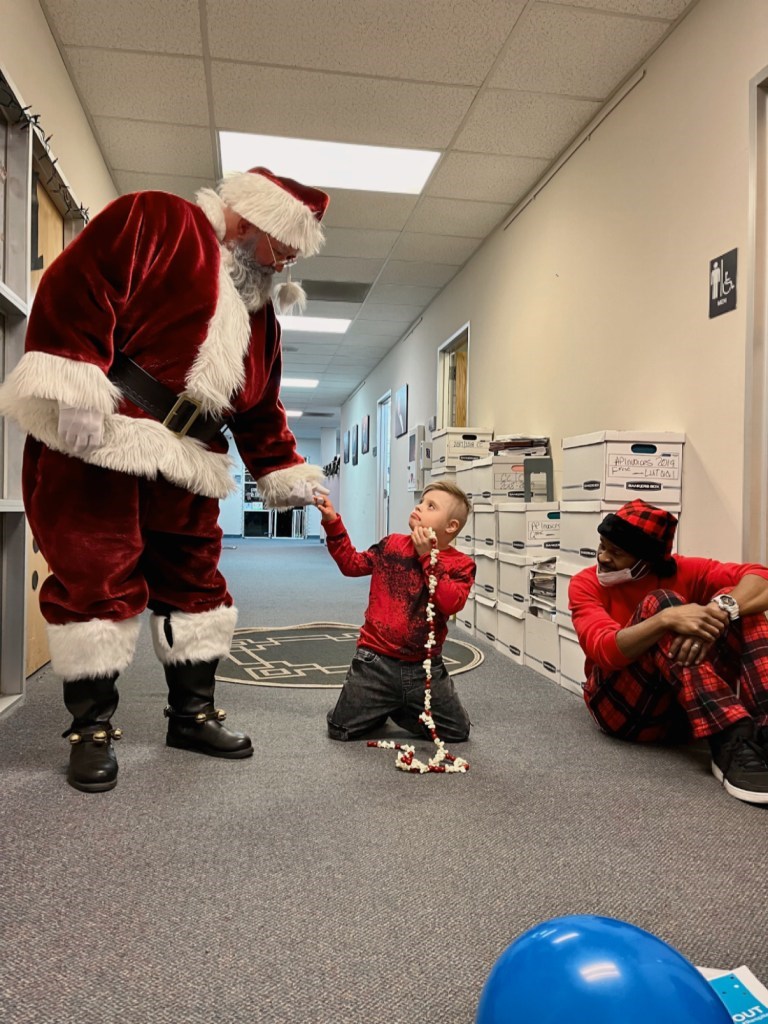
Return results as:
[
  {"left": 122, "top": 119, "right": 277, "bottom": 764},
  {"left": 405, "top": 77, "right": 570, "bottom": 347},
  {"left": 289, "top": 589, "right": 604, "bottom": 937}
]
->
[{"left": 720, "top": 595, "right": 737, "bottom": 607}]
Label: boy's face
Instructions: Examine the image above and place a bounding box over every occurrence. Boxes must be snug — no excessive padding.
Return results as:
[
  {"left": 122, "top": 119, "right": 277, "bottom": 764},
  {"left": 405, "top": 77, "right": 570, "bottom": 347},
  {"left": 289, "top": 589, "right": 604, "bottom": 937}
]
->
[{"left": 408, "top": 489, "right": 459, "bottom": 538}]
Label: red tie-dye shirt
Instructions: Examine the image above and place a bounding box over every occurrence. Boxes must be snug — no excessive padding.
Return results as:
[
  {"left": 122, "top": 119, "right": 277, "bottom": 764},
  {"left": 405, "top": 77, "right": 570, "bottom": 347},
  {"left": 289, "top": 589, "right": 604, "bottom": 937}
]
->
[{"left": 323, "top": 515, "right": 476, "bottom": 661}]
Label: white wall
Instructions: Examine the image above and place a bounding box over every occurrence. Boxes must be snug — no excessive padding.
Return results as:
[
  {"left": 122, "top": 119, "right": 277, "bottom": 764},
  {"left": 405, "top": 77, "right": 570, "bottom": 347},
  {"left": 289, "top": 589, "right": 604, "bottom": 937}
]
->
[
  {"left": 1, "top": 0, "right": 116, "bottom": 214},
  {"left": 340, "top": 0, "right": 768, "bottom": 562},
  {"left": 296, "top": 438, "right": 322, "bottom": 536}
]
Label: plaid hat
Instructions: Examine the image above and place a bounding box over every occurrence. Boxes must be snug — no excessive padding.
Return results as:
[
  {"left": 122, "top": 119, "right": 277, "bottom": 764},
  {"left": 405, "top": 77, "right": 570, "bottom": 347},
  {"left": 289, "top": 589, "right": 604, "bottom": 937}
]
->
[{"left": 597, "top": 500, "right": 678, "bottom": 576}]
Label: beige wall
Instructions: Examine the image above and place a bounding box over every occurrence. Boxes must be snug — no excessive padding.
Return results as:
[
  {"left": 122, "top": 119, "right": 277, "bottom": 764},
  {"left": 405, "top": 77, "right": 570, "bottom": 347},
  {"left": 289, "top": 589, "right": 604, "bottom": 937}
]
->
[
  {"left": 340, "top": 0, "right": 768, "bottom": 563},
  {"left": 1, "top": 0, "right": 116, "bottom": 214}
]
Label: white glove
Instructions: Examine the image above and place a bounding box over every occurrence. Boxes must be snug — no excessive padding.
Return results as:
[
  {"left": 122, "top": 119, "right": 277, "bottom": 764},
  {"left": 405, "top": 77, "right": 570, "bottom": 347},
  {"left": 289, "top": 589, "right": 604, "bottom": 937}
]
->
[
  {"left": 57, "top": 404, "right": 105, "bottom": 455},
  {"left": 258, "top": 464, "right": 329, "bottom": 508},
  {"left": 278, "top": 481, "right": 330, "bottom": 508}
]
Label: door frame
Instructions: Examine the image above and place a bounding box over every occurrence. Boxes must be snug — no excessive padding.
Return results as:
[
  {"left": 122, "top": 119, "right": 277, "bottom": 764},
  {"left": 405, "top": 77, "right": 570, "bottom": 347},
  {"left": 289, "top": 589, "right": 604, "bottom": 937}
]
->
[{"left": 743, "top": 65, "right": 768, "bottom": 562}]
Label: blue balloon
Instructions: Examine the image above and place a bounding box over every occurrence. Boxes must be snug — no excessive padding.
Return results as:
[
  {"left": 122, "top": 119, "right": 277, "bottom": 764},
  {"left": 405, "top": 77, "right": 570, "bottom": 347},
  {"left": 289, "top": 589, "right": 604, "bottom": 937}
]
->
[{"left": 476, "top": 915, "right": 732, "bottom": 1024}]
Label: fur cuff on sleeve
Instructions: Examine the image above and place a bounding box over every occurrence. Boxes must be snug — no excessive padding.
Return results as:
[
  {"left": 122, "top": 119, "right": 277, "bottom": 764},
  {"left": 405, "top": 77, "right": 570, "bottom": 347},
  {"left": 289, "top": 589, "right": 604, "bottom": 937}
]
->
[
  {"left": 0, "top": 351, "right": 121, "bottom": 415},
  {"left": 256, "top": 463, "right": 325, "bottom": 505}
]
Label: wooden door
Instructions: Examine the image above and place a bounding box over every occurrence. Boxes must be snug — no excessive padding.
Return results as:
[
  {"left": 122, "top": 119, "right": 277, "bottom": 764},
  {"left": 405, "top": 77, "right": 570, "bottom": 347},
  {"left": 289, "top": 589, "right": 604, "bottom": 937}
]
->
[{"left": 25, "top": 179, "right": 64, "bottom": 676}]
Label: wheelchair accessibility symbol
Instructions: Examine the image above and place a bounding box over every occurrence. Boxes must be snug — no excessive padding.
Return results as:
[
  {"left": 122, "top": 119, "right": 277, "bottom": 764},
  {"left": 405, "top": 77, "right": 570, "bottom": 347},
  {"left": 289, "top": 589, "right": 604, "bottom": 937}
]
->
[{"left": 709, "top": 249, "right": 737, "bottom": 318}]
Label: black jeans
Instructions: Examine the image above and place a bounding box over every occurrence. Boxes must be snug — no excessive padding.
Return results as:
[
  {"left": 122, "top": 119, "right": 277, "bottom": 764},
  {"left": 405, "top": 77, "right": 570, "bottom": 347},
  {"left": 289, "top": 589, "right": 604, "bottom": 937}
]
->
[{"left": 327, "top": 646, "right": 471, "bottom": 743}]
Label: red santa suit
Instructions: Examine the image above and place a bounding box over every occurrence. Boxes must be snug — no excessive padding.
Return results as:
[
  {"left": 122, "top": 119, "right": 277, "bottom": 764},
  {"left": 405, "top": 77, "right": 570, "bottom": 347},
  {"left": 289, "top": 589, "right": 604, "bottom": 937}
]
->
[{"left": 0, "top": 178, "right": 327, "bottom": 682}]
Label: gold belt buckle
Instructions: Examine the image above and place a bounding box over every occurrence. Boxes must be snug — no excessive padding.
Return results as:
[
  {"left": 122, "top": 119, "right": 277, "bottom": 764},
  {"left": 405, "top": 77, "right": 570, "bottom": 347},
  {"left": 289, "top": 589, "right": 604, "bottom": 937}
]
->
[{"left": 163, "top": 393, "right": 203, "bottom": 437}]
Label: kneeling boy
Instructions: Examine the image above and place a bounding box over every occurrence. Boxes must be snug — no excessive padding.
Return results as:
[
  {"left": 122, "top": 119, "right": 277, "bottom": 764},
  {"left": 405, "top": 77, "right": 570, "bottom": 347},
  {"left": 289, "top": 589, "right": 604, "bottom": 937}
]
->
[{"left": 315, "top": 482, "right": 475, "bottom": 742}]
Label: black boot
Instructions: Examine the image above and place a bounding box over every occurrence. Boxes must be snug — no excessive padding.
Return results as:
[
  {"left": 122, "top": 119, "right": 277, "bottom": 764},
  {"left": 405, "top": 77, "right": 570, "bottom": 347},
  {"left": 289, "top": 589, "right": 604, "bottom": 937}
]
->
[
  {"left": 164, "top": 659, "right": 253, "bottom": 759},
  {"left": 63, "top": 675, "right": 122, "bottom": 793}
]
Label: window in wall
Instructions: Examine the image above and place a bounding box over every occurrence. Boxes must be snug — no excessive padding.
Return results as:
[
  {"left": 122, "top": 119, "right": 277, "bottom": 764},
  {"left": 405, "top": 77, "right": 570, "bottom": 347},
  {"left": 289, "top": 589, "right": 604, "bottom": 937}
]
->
[{"left": 437, "top": 325, "right": 469, "bottom": 429}]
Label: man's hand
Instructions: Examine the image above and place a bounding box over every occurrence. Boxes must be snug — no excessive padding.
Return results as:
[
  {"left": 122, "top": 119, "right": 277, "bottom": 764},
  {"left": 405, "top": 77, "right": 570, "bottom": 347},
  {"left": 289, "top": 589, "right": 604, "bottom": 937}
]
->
[
  {"left": 257, "top": 465, "right": 328, "bottom": 508},
  {"left": 665, "top": 602, "right": 728, "bottom": 664},
  {"left": 283, "top": 480, "right": 329, "bottom": 508},
  {"left": 668, "top": 635, "right": 714, "bottom": 667},
  {"left": 411, "top": 525, "right": 437, "bottom": 557},
  {"left": 57, "top": 404, "right": 105, "bottom": 455},
  {"left": 314, "top": 493, "right": 338, "bottom": 522}
]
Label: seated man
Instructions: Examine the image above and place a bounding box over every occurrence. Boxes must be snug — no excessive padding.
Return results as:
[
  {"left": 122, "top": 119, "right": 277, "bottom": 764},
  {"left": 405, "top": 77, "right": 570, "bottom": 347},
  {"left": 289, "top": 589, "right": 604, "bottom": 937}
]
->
[{"left": 568, "top": 499, "right": 768, "bottom": 805}]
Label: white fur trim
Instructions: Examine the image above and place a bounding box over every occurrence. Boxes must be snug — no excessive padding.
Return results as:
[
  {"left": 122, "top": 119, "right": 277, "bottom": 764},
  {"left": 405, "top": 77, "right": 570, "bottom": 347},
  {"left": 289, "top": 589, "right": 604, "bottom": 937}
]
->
[
  {"left": 275, "top": 281, "right": 307, "bottom": 314},
  {"left": 1, "top": 397, "right": 236, "bottom": 498},
  {"left": 195, "top": 188, "right": 226, "bottom": 241},
  {"left": 150, "top": 605, "right": 238, "bottom": 665},
  {"left": 47, "top": 616, "right": 142, "bottom": 680},
  {"left": 0, "top": 351, "right": 121, "bottom": 415},
  {"left": 257, "top": 463, "right": 326, "bottom": 505},
  {"left": 184, "top": 255, "right": 250, "bottom": 414},
  {"left": 218, "top": 173, "right": 325, "bottom": 257}
]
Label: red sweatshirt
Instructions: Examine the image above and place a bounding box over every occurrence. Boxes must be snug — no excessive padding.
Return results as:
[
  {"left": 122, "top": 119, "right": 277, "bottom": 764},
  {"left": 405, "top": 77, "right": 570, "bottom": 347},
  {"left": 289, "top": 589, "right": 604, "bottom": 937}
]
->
[
  {"left": 322, "top": 515, "right": 476, "bottom": 661},
  {"left": 569, "top": 555, "right": 768, "bottom": 675}
]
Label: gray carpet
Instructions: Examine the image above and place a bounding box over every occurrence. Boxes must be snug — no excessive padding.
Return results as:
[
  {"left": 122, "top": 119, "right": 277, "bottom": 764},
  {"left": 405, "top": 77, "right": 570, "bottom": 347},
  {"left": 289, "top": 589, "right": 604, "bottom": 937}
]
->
[
  {"left": 0, "top": 537, "right": 766, "bottom": 1024},
  {"left": 220, "top": 621, "right": 483, "bottom": 686}
]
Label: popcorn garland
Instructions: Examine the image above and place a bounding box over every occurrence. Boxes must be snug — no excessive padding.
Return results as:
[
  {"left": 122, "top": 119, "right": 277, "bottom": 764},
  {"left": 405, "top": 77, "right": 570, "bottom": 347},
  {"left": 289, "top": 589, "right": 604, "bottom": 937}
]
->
[{"left": 368, "top": 529, "right": 470, "bottom": 775}]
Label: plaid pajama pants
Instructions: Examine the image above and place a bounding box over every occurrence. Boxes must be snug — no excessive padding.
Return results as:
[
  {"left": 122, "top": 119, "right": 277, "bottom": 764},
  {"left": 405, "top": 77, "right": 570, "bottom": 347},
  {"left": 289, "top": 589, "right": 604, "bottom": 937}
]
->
[{"left": 584, "top": 589, "right": 768, "bottom": 743}]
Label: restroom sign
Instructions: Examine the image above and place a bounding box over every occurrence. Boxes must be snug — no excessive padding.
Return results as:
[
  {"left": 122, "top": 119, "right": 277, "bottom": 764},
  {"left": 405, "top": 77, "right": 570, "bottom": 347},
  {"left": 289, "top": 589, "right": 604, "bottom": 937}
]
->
[{"left": 709, "top": 248, "right": 737, "bottom": 318}]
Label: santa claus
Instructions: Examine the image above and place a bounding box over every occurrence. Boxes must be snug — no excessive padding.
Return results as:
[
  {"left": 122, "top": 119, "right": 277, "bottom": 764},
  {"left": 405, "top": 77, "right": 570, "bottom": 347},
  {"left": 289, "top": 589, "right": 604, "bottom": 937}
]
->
[{"left": 0, "top": 166, "right": 331, "bottom": 793}]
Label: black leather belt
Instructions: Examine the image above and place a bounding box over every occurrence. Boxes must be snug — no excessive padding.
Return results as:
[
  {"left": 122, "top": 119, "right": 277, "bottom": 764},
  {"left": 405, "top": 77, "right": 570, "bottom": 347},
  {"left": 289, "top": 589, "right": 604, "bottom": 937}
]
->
[{"left": 108, "top": 350, "right": 227, "bottom": 445}]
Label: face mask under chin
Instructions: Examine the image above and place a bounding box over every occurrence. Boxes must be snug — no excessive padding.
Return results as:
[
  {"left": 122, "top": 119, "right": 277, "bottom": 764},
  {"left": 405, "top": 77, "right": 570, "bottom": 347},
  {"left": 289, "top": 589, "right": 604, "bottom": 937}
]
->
[{"left": 597, "top": 560, "right": 650, "bottom": 588}]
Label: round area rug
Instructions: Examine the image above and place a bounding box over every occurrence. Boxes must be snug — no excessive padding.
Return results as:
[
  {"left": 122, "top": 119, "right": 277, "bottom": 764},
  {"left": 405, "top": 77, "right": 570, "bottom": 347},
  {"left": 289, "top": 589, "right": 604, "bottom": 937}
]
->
[{"left": 217, "top": 621, "right": 484, "bottom": 688}]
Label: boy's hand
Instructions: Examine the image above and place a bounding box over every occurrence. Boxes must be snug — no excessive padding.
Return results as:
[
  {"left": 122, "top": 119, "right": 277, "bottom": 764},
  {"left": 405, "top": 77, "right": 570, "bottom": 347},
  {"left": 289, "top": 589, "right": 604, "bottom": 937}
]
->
[
  {"left": 314, "top": 493, "right": 338, "bottom": 521},
  {"left": 411, "top": 525, "right": 437, "bottom": 557}
]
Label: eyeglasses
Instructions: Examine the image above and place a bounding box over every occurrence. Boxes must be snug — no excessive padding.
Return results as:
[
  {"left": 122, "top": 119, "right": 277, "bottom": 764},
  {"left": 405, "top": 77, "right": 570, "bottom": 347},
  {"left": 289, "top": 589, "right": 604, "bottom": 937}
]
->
[{"left": 265, "top": 234, "right": 298, "bottom": 270}]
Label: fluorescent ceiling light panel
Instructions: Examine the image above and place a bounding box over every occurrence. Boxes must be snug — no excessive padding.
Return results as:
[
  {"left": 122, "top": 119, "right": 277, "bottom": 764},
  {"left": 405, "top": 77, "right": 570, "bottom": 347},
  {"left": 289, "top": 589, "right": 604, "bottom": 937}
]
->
[
  {"left": 286, "top": 410, "right": 303, "bottom": 418},
  {"left": 220, "top": 132, "right": 440, "bottom": 195},
  {"left": 282, "top": 378, "right": 319, "bottom": 388},
  {"left": 278, "top": 316, "right": 351, "bottom": 334}
]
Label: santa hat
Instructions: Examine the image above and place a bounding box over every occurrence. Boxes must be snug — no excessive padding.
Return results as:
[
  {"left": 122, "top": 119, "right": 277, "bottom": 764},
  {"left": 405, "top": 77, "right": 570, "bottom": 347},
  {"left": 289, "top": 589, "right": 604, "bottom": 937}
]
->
[
  {"left": 218, "top": 166, "right": 329, "bottom": 257},
  {"left": 597, "top": 499, "right": 678, "bottom": 577}
]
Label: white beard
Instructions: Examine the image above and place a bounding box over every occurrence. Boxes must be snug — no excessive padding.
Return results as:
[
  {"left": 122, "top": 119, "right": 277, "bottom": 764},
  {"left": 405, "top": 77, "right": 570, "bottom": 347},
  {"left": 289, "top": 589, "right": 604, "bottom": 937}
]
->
[{"left": 226, "top": 243, "right": 274, "bottom": 311}]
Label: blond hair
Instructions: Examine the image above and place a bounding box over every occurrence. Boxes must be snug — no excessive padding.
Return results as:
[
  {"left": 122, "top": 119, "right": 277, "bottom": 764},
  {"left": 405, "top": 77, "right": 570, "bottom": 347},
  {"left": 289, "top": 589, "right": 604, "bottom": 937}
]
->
[{"left": 421, "top": 481, "right": 472, "bottom": 530}]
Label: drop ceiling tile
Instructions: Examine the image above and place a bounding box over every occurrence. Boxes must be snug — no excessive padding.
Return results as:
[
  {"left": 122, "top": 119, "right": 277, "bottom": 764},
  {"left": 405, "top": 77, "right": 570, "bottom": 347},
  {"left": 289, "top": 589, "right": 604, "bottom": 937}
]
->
[
  {"left": 321, "top": 228, "right": 400, "bottom": 260},
  {"left": 323, "top": 190, "right": 418, "bottom": 232},
  {"left": 456, "top": 90, "right": 601, "bottom": 158},
  {"left": 336, "top": 339, "right": 389, "bottom": 353},
  {"left": 42, "top": 0, "right": 203, "bottom": 54},
  {"left": 114, "top": 170, "right": 212, "bottom": 200},
  {"left": 293, "top": 256, "right": 384, "bottom": 284},
  {"left": 206, "top": 0, "right": 526, "bottom": 85},
  {"left": 427, "top": 152, "right": 550, "bottom": 204},
  {"left": 377, "top": 262, "right": 458, "bottom": 288},
  {"left": 390, "top": 233, "right": 483, "bottom": 265},
  {"left": 212, "top": 62, "right": 474, "bottom": 148},
  {"left": 66, "top": 49, "right": 208, "bottom": 124},
  {"left": 346, "top": 319, "right": 411, "bottom": 338},
  {"left": 542, "top": 0, "right": 691, "bottom": 17},
  {"left": 329, "top": 355, "right": 381, "bottom": 369},
  {"left": 365, "top": 283, "right": 439, "bottom": 305},
  {"left": 277, "top": 341, "right": 340, "bottom": 356},
  {"left": 489, "top": 5, "right": 668, "bottom": 99},
  {"left": 356, "top": 304, "right": 423, "bottom": 324},
  {"left": 282, "top": 351, "right": 336, "bottom": 364},
  {"left": 300, "top": 301, "right": 363, "bottom": 319},
  {"left": 406, "top": 197, "right": 509, "bottom": 237},
  {"left": 93, "top": 118, "right": 215, "bottom": 176}
]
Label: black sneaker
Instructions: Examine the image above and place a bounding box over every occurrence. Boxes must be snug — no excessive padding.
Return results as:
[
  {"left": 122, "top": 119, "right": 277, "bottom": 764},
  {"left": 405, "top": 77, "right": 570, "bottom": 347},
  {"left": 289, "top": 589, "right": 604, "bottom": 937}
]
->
[{"left": 711, "top": 732, "right": 768, "bottom": 805}]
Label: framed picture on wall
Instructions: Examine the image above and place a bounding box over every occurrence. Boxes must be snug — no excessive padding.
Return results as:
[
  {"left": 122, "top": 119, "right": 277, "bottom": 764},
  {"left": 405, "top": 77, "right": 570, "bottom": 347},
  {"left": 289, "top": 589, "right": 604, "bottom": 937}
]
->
[
  {"left": 361, "top": 414, "right": 370, "bottom": 455},
  {"left": 352, "top": 424, "right": 359, "bottom": 465},
  {"left": 343, "top": 430, "right": 350, "bottom": 464},
  {"left": 394, "top": 384, "right": 408, "bottom": 438}
]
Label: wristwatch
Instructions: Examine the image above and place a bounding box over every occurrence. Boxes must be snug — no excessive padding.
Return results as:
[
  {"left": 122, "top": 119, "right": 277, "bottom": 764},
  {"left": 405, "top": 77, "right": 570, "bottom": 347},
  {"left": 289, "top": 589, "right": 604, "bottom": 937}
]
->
[{"left": 712, "top": 593, "right": 740, "bottom": 620}]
